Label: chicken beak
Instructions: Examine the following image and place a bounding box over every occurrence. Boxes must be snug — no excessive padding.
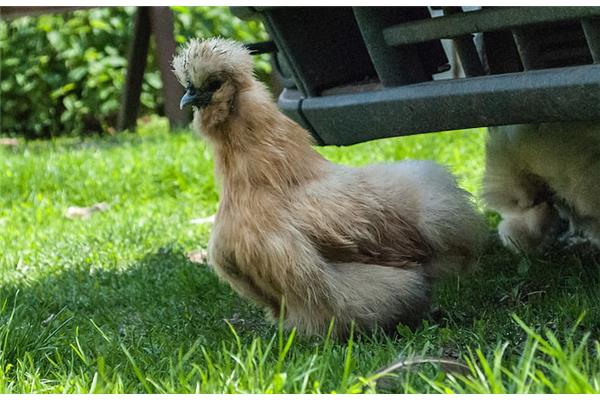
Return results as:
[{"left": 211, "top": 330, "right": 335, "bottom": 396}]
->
[
  {"left": 180, "top": 88, "right": 213, "bottom": 110},
  {"left": 180, "top": 89, "right": 197, "bottom": 110}
]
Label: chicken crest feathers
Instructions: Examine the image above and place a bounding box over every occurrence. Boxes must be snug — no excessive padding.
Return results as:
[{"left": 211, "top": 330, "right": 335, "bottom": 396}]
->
[{"left": 172, "top": 37, "right": 254, "bottom": 88}]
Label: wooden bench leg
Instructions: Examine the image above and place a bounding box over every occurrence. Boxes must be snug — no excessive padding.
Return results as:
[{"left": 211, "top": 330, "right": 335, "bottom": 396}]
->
[
  {"left": 118, "top": 7, "right": 151, "bottom": 132},
  {"left": 149, "top": 7, "right": 189, "bottom": 129}
]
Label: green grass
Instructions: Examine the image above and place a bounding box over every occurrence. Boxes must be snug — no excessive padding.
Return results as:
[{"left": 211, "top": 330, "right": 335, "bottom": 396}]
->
[{"left": 1, "top": 117, "right": 599, "bottom": 393}]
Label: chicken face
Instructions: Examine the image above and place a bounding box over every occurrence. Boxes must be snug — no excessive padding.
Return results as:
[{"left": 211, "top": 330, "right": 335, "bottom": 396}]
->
[
  {"left": 179, "top": 74, "right": 225, "bottom": 110},
  {"left": 173, "top": 38, "right": 255, "bottom": 125}
]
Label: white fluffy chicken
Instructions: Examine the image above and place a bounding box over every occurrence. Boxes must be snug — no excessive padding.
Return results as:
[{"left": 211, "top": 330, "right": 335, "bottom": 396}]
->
[
  {"left": 483, "top": 122, "right": 600, "bottom": 253},
  {"left": 173, "top": 38, "right": 485, "bottom": 337}
]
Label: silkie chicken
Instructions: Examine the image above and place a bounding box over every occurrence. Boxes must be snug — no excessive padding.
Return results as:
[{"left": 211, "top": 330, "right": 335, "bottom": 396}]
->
[
  {"left": 483, "top": 122, "right": 600, "bottom": 253},
  {"left": 173, "top": 38, "right": 486, "bottom": 338}
]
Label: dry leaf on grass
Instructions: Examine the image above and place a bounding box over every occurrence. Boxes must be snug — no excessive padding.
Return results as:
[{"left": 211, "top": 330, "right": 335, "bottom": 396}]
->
[
  {"left": 223, "top": 312, "right": 267, "bottom": 331},
  {"left": 187, "top": 249, "right": 209, "bottom": 264},
  {"left": 373, "top": 355, "right": 470, "bottom": 391},
  {"left": 42, "top": 313, "right": 56, "bottom": 326},
  {"left": 189, "top": 215, "right": 215, "bottom": 225},
  {"left": 65, "top": 202, "right": 110, "bottom": 219},
  {"left": 0, "top": 138, "right": 19, "bottom": 147}
]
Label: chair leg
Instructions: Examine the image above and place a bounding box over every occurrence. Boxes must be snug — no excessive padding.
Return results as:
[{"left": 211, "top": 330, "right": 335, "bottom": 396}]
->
[
  {"left": 149, "top": 6, "right": 189, "bottom": 129},
  {"left": 118, "top": 6, "right": 151, "bottom": 132}
]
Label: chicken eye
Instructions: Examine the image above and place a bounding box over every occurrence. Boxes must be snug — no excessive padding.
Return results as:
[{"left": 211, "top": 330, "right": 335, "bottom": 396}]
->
[{"left": 205, "top": 79, "right": 223, "bottom": 93}]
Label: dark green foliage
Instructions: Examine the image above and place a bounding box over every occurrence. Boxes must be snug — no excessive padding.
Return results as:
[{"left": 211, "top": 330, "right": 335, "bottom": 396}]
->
[{"left": 0, "top": 7, "right": 268, "bottom": 138}]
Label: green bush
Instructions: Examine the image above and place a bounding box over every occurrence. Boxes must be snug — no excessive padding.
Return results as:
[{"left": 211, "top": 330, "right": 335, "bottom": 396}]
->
[{"left": 0, "top": 7, "right": 269, "bottom": 138}]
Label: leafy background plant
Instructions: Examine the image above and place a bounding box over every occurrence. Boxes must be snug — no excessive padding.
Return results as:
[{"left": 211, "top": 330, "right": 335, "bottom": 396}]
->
[{"left": 0, "top": 7, "right": 269, "bottom": 139}]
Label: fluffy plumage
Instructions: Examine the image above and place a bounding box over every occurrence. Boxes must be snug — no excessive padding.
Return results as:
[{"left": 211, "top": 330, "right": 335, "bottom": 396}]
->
[
  {"left": 173, "top": 38, "right": 486, "bottom": 337},
  {"left": 483, "top": 122, "right": 600, "bottom": 252}
]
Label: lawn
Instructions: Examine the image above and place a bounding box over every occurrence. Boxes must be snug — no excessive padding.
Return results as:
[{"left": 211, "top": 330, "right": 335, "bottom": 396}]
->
[{"left": 1, "top": 117, "right": 599, "bottom": 393}]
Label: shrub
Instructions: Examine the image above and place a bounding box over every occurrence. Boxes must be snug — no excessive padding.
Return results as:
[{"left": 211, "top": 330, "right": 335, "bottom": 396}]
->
[{"left": 0, "top": 7, "right": 269, "bottom": 138}]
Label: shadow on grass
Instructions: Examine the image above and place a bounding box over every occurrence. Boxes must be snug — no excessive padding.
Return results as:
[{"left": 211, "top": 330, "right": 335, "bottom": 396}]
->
[
  {"left": 1, "top": 238, "right": 599, "bottom": 368},
  {"left": 0, "top": 237, "right": 599, "bottom": 394},
  {"left": 441, "top": 235, "right": 600, "bottom": 339},
  {"left": 0, "top": 246, "right": 271, "bottom": 366}
]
